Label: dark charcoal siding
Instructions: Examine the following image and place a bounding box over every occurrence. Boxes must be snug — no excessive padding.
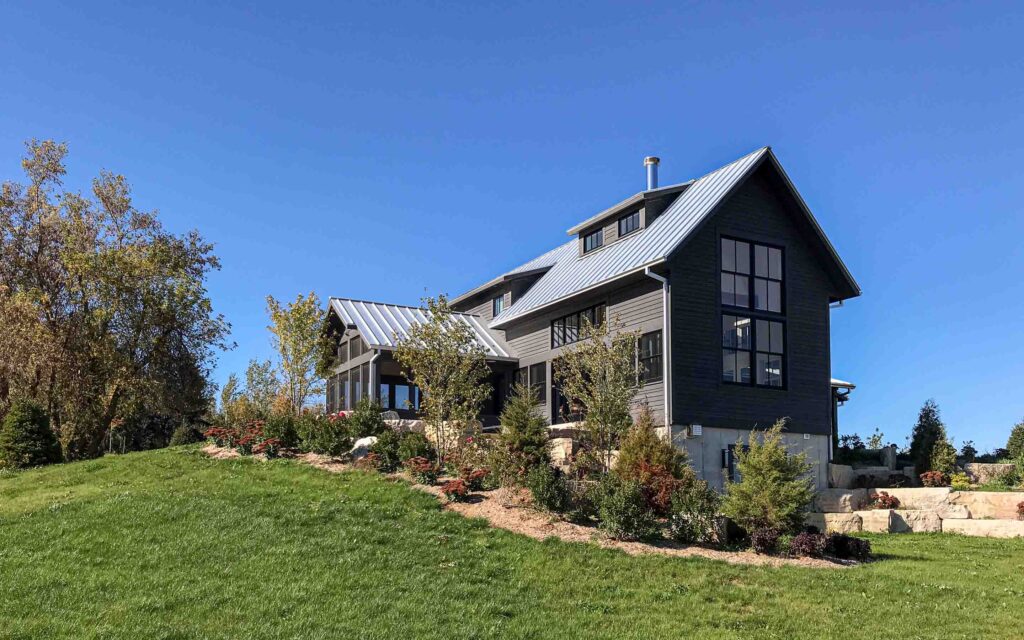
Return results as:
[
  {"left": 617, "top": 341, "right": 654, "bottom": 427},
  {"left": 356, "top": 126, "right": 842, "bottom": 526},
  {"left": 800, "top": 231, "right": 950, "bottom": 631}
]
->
[{"left": 669, "top": 164, "right": 834, "bottom": 436}]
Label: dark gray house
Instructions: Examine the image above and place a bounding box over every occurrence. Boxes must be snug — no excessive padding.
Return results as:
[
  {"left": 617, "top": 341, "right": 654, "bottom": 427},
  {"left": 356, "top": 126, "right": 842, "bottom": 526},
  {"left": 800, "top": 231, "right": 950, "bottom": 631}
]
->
[{"left": 324, "top": 147, "right": 860, "bottom": 488}]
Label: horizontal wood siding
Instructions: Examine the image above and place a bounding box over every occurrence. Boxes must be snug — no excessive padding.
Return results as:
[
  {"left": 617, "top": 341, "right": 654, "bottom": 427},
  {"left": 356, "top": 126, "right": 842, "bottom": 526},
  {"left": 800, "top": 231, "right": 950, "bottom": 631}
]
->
[
  {"left": 668, "top": 165, "right": 834, "bottom": 435},
  {"left": 503, "top": 275, "right": 665, "bottom": 424}
]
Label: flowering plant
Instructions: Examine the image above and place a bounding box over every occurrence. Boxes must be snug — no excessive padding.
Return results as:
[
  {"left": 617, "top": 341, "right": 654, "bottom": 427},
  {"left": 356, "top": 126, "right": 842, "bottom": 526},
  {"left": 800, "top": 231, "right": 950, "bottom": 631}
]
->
[
  {"left": 460, "top": 467, "right": 490, "bottom": 491},
  {"left": 405, "top": 456, "right": 440, "bottom": 484},
  {"left": 868, "top": 491, "right": 901, "bottom": 510},
  {"left": 204, "top": 426, "right": 239, "bottom": 448},
  {"left": 919, "top": 471, "right": 948, "bottom": 488},
  {"left": 441, "top": 478, "right": 470, "bottom": 502},
  {"left": 253, "top": 437, "right": 283, "bottom": 459}
]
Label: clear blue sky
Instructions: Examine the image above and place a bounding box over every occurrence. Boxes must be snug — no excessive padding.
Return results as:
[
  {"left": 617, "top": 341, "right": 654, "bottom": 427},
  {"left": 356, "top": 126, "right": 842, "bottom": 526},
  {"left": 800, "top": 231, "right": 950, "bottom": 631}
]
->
[{"left": 1, "top": 1, "right": 1021, "bottom": 452}]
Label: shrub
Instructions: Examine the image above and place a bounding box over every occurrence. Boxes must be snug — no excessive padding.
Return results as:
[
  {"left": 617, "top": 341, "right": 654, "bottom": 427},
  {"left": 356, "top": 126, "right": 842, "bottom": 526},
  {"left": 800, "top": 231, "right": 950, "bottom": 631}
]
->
[
  {"left": 235, "top": 422, "right": 266, "bottom": 455},
  {"left": 0, "top": 401, "right": 61, "bottom": 469},
  {"left": 869, "top": 491, "right": 901, "bottom": 509},
  {"left": 1017, "top": 501, "right": 1024, "bottom": 521},
  {"left": 526, "top": 464, "right": 572, "bottom": 513},
  {"left": 296, "top": 414, "right": 351, "bottom": 457},
  {"left": 919, "top": 470, "right": 948, "bottom": 488},
  {"left": 252, "top": 437, "right": 283, "bottom": 459},
  {"left": 204, "top": 426, "right": 238, "bottom": 448},
  {"left": 169, "top": 424, "right": 203, "bottom": 447},
  {"left": 789, "top": 531, "right": 827, "bottom": 558},
  {"left": 1007, "top": 420, "right": 1024, "bottom": 459},
  {"left": 348, "top": 397, "right": 387, "bottom": 438},
  {"left": 992, "top": 466, "right": 1019, "bottom": 487},
  {"left": 460, "top": 467, "right": 490, "bottom": 491},
  {"left": 720, "top": 421, "right": 814, "bottom": 536},
  {"left": 887, "top": 473, "right": 911, "bottom": 488},
  {"left": 357, "top": 452, "right": 384, "bottom": 471},
  {"left": 930, "top": 439, "right": 957, "bottom": 476},
  {"left": 668, "top": 478, "right": 720, "bottom": 544},
  {"left": 616, "top": 405, "right": 684, "bottom": 479},
  {"left": 494, "top": 383, "right": 551, "bottom": 485},
  {"left": 750, "top": 527, "right": 781, "bottom": 555},
  {"left": 264, "top": 414, "right": 299, "bottom": 449},
  {"left": 950, "top": 472, "right": 971, "bottom": 491},
  {"left": 441, "top": 478, "right": 470, "bottom": 502},
  {"left": 405, "top": 456, "right": 440, "bottom": 484},
  {"left": 595, "top": 475, "right": 660, "bottom": 541},
  {"left": 368, "top": 428, "right": 402, "bottom": 471},
  {"left": 397, "top": 431, "right": 435, "bottom": 463},
  {"left": 825, "top": 533, "right": 872, "bottom": 561}
]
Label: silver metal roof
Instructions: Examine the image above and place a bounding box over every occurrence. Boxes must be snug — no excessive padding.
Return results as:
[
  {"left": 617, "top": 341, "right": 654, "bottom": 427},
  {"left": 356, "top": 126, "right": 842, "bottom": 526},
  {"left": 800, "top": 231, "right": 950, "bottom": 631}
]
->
[
  {"left": 491, "top": 147, "right": 771, "bottom": 327},
  {"left": 329, "top": 298, "right": 513, "bottom": 359},
  {"left": 564, "top": 181, "right": 693, "bottom": 235}
]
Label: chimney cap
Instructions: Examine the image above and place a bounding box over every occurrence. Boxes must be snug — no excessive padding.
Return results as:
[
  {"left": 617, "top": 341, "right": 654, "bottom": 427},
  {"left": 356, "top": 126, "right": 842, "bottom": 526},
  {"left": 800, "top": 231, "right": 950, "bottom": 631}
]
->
[{"left": 644, "top": 156, "right": 660, "bottom": 165}]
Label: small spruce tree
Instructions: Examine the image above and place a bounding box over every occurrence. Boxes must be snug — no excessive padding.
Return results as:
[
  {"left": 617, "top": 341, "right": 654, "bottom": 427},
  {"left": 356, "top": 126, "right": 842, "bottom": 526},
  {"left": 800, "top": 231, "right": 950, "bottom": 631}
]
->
[
  {"left": 615, "top": 404, "right": 685, "bottom": 479},
  {"left": 0, "top": 400, "right": 62, "bottom": 469},
  {"left": 909, "top": 399, "right": 947, "bottom": 474},
  {"left": 495, "top": 383, "right": 550, "bottom": 483},
  {"left": 721, "top": 420, "right": 815, "bottom": 536}
]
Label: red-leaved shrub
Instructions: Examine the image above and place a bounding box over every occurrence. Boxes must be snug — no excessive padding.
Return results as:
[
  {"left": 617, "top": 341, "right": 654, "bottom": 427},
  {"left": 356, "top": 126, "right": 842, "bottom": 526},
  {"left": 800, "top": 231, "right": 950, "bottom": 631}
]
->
[
  {"left": 441, "top": 478, "right": 470, "bottom": 502},
  {"left": 253, "top": 437, "right": 282, "bottom": 459},
  {"left": 633, "top": 461, "right": 683, "bottom": 516},
  {"left": 1017, "top": 501, "right": 1024, "bottom": 521},
  {"left": 789, "top": 531, "right": 828, "bottom": 558},
  {"left": 204, "top": 427, "right": 239, "bottom": 448},
  {"left": 919, "top": 471, "right": 948, "bottom": 487},
  {"left": 460, "top": 467, "right": 490, "bottom": 491},
  {"left": 405, "top": 456, "right": 439, "bottom": 484},
  {"left": 869, "top": 491, "right": 901, "bottom": 510}
]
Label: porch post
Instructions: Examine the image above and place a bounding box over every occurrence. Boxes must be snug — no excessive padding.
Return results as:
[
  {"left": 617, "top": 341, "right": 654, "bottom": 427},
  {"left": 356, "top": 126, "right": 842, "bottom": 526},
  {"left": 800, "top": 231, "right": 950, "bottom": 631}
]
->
[{"left": 369, "top": 350, "right": 381, "bottom": 404}]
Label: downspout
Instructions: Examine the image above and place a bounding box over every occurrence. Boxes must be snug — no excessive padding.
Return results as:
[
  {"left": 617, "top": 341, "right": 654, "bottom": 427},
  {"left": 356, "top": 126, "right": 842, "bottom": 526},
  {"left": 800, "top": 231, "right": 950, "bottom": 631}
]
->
[
  {"left": 369, "top": 350, "right": 381, "bottom": 404},
  {"left": 644, "top": 267, "right": 672, "bottom": 442}
]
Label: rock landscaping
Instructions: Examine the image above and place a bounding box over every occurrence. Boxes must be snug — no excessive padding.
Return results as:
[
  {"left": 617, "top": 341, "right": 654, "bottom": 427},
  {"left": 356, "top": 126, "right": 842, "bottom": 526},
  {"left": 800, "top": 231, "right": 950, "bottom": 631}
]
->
[{"left": 807, "top": 487, "right": 1024, "bottom": 538}]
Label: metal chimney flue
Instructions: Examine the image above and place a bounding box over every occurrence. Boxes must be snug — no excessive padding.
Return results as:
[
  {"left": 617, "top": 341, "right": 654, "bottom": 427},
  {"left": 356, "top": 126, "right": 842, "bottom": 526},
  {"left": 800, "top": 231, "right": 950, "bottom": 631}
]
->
[{"left": 644, "top": 156, "right": 660, "bottom": 190}]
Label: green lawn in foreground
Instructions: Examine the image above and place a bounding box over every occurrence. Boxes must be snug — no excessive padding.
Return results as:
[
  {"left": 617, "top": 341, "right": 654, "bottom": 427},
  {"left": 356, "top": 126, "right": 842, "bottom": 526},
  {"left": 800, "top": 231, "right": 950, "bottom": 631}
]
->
[{"left": 1, "top": 448, "right": 1022, "bottom": 639}]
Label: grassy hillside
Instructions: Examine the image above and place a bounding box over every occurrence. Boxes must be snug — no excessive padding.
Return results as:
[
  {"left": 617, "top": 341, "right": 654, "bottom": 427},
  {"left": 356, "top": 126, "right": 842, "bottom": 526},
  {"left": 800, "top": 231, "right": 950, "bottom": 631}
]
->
[{"left": 1, "top": 448, "right": 1022, "bottom": 639}]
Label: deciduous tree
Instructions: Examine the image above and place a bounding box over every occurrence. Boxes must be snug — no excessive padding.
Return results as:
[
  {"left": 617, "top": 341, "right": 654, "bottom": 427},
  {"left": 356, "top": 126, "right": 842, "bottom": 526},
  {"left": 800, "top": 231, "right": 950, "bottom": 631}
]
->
[{"left": 266, "top": 292, "right": 326, "bottom": 415}]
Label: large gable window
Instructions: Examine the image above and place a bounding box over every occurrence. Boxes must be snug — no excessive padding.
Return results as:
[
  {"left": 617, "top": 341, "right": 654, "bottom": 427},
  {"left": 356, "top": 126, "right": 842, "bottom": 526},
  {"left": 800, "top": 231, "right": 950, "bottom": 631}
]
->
[{"left": 722, "top": 236, "right": 786, "bottom": 388}]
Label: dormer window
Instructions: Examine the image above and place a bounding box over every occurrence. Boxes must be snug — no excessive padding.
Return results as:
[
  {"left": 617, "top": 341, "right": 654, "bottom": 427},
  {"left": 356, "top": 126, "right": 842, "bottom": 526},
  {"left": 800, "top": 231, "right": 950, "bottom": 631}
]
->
[
  {"left": 618, "top": 210, "right": 640, "bottom": 237},
  {"left": 492, "top": 295, "right": 505, "bottom": 316},
  {"left": 583, "top": 228, "right": 603, "bottom": 253}
]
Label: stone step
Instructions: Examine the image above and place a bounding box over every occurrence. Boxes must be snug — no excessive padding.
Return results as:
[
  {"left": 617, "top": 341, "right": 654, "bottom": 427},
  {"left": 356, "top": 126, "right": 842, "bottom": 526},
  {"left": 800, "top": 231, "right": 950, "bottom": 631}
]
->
[{"left": 941, "top": 519, "right": 1024, "bottom": 539}]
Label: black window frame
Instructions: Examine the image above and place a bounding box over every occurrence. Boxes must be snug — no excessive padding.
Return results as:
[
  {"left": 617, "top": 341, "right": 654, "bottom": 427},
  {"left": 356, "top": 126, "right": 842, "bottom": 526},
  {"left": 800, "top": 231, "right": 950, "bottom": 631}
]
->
[
  {"left": 583, "top": 228, "right": 603, "bottom": 253},
  {"left": 492, "top": 294, "right": 505, "bottom": 317},
  {"left": 338, "top": 371, "right": 348, "bottom": 410},
  {"left": 720, "top": 236, "right": 787, "bottom": 389},
  {"left": 551, "top": 302, "right": 607, "bottom": 348},
  {"left": 515, "top": 363, "right": 547, "bottom": 403},
  {"left": 637, "top": 330, "right": 662, "bottom": 383},
  {"left": 618, "top": 210, "right": 640, "bottom": 237}
]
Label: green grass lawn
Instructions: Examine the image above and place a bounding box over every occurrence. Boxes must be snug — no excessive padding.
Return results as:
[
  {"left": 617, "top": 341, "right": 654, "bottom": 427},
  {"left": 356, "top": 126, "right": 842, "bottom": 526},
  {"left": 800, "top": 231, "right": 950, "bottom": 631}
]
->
[{"left": 2, "top": 448, "right": 1022, "bottom": 639}]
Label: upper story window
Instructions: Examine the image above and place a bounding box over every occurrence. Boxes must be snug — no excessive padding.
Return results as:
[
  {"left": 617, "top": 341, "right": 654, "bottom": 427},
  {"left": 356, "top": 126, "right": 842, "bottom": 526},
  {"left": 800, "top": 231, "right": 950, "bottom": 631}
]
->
[
  {"left": 721, "top": 238, "right": 784, "bottom": 313},
  {"left": 722, "top": 236, "right": 786, "bottom": 388},
  {"left": 618, "top": 210, "right": 640, "bottom": 237},
  {"left": 551, "top": 303, "right": 606, "bottom": 348},
  {"left": 492, "top": 295, "right": 505, "bottom": 316},
  {"left": 637, "top": 330, "right": 662, "bottom": 383},
  {"left": 583, "top": 228, "right": 603, "bottom": 253},
  {"left": 349, "top": 337, "right": 365, "bottom": 360},
  {"left": 338, "top": 340, "right": 349, "bottom": 364}
]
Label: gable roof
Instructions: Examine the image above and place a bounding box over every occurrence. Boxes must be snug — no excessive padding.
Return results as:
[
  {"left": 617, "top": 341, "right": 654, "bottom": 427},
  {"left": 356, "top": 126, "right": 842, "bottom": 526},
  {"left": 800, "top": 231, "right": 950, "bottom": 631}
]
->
[
  {"left": 328, "top": 297, "right": 514, "bottom": 360},
  {"left": 489, "top": 146, "right": 860, "bottom": 328}
]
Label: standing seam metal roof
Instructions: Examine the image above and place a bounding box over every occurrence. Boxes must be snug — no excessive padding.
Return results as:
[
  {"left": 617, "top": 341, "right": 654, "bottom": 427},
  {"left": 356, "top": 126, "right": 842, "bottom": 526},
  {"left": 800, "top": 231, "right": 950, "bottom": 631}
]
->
[
  {"left": 490, "top": 147, "right": 770, "bottom": 328},
  {"left": 329, "top": 298, "right": 513, "bottom": 359}
]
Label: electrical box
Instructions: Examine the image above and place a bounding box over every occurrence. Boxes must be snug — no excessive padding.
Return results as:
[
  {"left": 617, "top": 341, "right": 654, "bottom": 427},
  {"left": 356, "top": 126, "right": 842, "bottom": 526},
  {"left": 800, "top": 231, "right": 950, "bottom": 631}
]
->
[{"left": 688, "top": 424, "right": 703, "bottom": 438}]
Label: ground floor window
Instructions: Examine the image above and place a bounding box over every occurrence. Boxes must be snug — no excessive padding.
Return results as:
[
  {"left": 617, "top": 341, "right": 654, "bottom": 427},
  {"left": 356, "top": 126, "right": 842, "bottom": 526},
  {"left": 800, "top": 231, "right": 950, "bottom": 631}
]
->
[
  {"left": 515, "top": 362, "right": 547, "bottom": 403},
  {"left": 379, "top": 376, "right": 420, "bottom": 411}
]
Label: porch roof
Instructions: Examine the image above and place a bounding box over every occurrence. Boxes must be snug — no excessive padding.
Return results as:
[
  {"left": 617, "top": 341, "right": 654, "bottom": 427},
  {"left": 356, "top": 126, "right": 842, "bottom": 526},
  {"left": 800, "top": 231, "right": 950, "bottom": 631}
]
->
[{"left": 328, "top": 297, "right": 515, "bottom": 360}]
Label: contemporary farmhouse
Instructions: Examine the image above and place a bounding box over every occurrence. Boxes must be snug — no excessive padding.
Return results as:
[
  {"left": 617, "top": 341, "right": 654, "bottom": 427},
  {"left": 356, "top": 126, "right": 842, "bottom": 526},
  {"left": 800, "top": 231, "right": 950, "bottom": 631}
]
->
[{"left": 323, "top": 147, "right": 860, "bottom": 489}]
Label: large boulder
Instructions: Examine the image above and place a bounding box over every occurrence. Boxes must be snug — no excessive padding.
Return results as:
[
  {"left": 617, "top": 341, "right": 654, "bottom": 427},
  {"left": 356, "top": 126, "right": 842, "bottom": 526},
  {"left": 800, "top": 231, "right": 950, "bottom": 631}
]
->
[
  {"left": 876, "top": 487, "right": 951, "bottom": 510},
  {"left": 347, "top": 436, "right": 378, "bottom": 460},
  {"left": 949, "top": 491, "right": 1024, "bottom": 520},
  {"left": 942, "top": 519, "right": 1024, "bottom": 538},
  {"left": 936, "top": 503, "right": 972, "bottom": 520},
  {"left": 813, "top": 488, "right": 868, "bottom": 513},
  {"left": 829, "top": 464, "right": 855, "bottom": 489},
  {"left": 891, "top": 510, "right": 942, "bottom": 533},
  {"left": 855, "top": 509, "right": 895, "bottom": 533}
]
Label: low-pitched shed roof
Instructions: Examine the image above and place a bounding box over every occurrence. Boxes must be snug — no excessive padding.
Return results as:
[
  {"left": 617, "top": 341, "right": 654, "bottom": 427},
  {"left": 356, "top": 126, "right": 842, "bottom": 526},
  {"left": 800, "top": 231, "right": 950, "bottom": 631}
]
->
[
  {"left": 329, "top": 297, "right": 513, "bottom": 360},
  {"left": 489, "top": 147, "right": 860, "bottom": 328}
]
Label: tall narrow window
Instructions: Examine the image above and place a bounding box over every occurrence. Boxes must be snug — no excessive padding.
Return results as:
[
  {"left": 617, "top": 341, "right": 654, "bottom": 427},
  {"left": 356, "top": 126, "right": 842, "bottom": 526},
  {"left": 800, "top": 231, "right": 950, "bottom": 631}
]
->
[
  {"left": 755, "top": 319, "right": 785, "bottom": 387},
  {"left": 721, "top": 238, "right": 750, "bottom": 307},
  {"left": 338, "top": 371, "right": 348, "bottom": 410},
  {"left": 360, "top": 363, "right": 370, "bottom": 399},
  {"left": 583, "top": 228, "right": 603, "bottom": 253},
  {"left": 638, "top": 331, "right": 662, "bottom": 383},
  {"left": 529, "top": 362, "right": 547, "bottom": 403},
  {"left": 722, "top": 237, "right": 786, "bottom": 387},
  {"left": 753, "top": 244, "right": 784, "bottom": 312},
  {"left": 492, "top": 295, "right": 505, "bottom": 316},
  {"left": 618, "top": 210, "right": 640, "bottom": 237}
]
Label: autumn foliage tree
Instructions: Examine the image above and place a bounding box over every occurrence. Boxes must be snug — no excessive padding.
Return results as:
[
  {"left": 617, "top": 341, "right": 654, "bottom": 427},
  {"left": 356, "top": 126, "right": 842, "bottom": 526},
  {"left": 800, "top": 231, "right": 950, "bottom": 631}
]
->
[
  {"left": 0, "top": 140, "right": 231, "bottom": 459},
  {"left": 266, "top": 292, "right": 327, "bottom": 415}
]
